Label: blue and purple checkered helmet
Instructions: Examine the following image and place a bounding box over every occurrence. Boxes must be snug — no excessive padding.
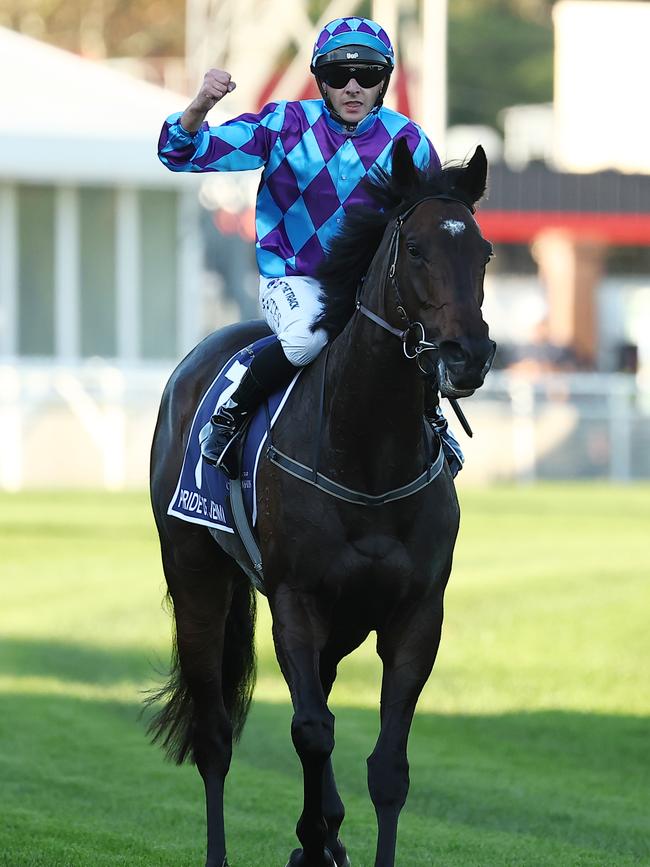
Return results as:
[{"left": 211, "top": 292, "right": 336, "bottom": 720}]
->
[{"left": 310, "top": 17, "right": 395, "bottom": 72}]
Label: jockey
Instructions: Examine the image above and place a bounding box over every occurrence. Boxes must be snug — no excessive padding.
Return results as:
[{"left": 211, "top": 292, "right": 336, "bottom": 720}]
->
[{"left": 158, "top": 16, "right": 463, "bottom": 479}]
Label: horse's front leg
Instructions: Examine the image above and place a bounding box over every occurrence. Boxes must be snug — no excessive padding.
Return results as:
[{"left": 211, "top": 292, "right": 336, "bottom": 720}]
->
[
  {"left": 272, "top": 587, "right": 337, "bottom": 867},
  {"left": 368, "top": 583, "right": 448, "bottom": 867},
  {"left": 320, "top": 759, "right": 349, "bottom": 867},
  {"left": 319, "top": 654, "right": 351, "bottom": 867}
]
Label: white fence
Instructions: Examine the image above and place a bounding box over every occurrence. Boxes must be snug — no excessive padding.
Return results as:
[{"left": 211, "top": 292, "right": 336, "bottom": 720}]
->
[
  {"left": 460, "top": 371, "right": 650, "bottom": 484},
  {"left": 0, "top": 362, "right": 172, "bottom": 491},
  {"left": 1, "top": 363, "right": 648, "bottom": 490}
]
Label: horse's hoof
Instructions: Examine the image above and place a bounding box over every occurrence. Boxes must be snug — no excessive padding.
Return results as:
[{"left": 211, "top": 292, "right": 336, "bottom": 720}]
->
[
  {"left": 328, "top": 842, "right": 351, "bottom": 867},
  {"left": 285, "top": 847, "right": 336, "bottom": 867}
]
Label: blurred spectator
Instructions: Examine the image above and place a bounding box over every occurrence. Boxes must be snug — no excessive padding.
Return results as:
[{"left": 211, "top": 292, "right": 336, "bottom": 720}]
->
[
  {"left": 615, "top": 342, "right": 638, "bottom": 374},
  {"left": 507, "top": 319, "right": 580, "bottom": 374}
]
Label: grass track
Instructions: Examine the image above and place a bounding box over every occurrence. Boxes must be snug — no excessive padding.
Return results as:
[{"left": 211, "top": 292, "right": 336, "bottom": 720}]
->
[{"left": 1, "top": 486, "right": 649, "bottom": 866}]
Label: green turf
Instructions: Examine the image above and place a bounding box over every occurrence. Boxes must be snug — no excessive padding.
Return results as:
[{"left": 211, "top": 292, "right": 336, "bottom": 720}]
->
[{"left": 1, "top": 486, "right": 649, "bottom": 866}]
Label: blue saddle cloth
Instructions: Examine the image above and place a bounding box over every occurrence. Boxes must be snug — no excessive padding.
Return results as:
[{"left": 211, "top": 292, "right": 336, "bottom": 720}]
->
[{"left": 167, "top": 336, "right": 300, "bottom": 533}]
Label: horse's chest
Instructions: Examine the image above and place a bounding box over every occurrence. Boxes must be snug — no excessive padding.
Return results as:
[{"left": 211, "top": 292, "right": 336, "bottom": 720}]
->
[
  {"left": 257, "top": 462, "right": 458, "bottom": 591},
  {"left": 277, "top": 527, "right": 439, "bottom": 591}
]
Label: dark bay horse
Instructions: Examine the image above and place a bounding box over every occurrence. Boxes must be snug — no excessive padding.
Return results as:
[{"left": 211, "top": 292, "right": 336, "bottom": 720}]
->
[{"left": 149, "top": 139, "right": 495, "bottom": 867}]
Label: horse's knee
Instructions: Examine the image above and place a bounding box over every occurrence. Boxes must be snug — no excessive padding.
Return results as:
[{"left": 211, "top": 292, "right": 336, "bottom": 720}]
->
[
  {"left": 291, "top": 709, "right": 335, "bottom": 760},
  {"left": 367, "top": 749, "right": 410, "bottom": 810}
]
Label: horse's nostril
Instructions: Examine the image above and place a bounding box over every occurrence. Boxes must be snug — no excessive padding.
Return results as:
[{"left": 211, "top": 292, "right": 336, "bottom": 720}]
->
[{"left": 439, "top": 341, "right": 467, "bottom": 367}]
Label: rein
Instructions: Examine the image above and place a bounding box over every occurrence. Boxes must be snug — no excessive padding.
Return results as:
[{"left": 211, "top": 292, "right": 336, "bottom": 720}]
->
[{"left": 356, "top": 193, "right": 474, "bottom": 365}]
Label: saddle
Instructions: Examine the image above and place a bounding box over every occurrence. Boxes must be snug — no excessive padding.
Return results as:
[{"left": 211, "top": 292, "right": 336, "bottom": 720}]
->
[{"left": 167, "top": 336, "right": 300, "bottom": 561}]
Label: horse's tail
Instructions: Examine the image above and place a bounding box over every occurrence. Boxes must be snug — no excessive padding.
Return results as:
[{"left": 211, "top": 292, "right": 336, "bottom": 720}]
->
[{"left": 145, "top": 576, "right": 257, "bottom": 765}]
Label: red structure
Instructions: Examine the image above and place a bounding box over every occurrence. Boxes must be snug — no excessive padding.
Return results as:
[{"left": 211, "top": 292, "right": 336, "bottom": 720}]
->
[{"left": 476, "top": 164, "right": 650, "bottom": 365}]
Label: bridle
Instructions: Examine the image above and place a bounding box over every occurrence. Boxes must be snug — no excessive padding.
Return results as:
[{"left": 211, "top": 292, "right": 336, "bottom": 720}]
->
[{"left": 355, "top": 193, "right": 475, "bottom": 370}]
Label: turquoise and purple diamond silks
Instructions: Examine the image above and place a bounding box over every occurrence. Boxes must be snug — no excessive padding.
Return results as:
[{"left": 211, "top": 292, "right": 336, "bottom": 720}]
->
[{"left": 158, "top": 99, "right": 439, "bottom": 279}]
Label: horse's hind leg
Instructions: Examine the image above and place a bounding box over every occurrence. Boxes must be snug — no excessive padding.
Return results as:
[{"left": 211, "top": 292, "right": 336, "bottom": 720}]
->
[
  {"left": 368, "top": 587, "right": 447, "bottom": 867},
  {"left": 148, "top": 536, "right": 256, "bottom": 867}
]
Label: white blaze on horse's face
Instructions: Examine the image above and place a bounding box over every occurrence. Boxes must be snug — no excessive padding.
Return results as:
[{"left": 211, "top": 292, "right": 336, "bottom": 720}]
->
[{"left": 440, "top": 219, "right": 466, "bottom": 237}]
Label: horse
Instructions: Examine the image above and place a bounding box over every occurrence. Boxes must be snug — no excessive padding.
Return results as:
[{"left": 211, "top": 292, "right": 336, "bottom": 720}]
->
[{"left": 148, "top": 138, "right": 495, "bottom": 867}]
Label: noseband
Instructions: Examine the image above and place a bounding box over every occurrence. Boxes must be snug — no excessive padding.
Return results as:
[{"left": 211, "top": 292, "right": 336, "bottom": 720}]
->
[{"left": 355, "top": 193, "right": 475, "bottom": 368}]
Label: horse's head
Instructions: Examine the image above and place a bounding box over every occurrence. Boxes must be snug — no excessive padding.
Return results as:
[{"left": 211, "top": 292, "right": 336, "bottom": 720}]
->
[{"left": 389, "top": 139, "right": 496, "bottom": 397}]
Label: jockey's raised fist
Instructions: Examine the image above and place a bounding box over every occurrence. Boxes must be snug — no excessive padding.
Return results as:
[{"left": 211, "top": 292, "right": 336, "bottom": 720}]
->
[{"left": 192, "top": 69, "right": 237, "bottom": 113}]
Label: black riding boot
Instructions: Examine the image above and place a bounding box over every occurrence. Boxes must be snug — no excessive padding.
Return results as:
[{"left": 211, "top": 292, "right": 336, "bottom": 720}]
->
[{"left": 201, "top": 340, "right": 296, "bottom": 478}]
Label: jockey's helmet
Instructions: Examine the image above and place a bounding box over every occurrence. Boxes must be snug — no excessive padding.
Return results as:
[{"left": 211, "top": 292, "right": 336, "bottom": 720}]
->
[{"left": 311, "top": 17, "right": 394, "bottom": 116}]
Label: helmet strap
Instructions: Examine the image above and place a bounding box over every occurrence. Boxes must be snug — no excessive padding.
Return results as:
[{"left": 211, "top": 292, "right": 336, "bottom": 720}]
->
[
  {"left": 317, "top": 80, "right": 354, "bottom": 130},
  {"left": 376, "top": 74, "right": 391, "bottom": 107}
]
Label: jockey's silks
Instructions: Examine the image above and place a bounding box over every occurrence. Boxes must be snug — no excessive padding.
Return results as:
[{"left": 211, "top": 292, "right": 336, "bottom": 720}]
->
[{"left": 158, "top": 99, "right": 439, "bottom": 279}]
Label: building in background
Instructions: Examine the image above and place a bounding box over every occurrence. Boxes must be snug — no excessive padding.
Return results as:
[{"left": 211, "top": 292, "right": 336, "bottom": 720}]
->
[
  {"left": 1, "top": 3, "right": 649, "bottom": 488},
  {"left": 0, "top": 26, "right": 255, "bottom": 489},
  {"left": 553, "top": 1, "right": 650, "bottom": 176},
  {"left": 450, "top": 2, "right": 650, "bottom": 384},
  {"left": 1, "top": 25, "right": 228, "bottom": 366}
]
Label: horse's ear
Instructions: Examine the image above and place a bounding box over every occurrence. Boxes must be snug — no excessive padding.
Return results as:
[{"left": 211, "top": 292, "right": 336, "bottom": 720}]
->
[
  {"left": 456, "top": 145, "right": 488, "bottom": 205},
  {"left": 392, "top": 137, "right": 418, "bottom": 192}
]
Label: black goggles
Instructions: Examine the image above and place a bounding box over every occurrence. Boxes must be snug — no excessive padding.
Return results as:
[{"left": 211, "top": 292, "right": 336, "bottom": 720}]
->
[{"left": 318, "top": 64, "right": 387, "bottom": 89}]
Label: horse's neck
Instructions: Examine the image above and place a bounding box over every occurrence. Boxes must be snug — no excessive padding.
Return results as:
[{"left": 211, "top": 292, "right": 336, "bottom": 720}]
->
[{"left": 323, "top": 279, "right": 427, "bottom": 485}]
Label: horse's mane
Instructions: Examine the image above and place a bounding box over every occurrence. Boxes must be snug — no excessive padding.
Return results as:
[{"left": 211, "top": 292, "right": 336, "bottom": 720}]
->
[{"left": 313, "top": 161, "right": 471, "bottom": 339}]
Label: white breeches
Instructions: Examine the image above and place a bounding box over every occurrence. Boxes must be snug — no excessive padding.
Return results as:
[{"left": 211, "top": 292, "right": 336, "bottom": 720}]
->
[{"left": 259, "top": 275, "right": 329, "bottom": 367}]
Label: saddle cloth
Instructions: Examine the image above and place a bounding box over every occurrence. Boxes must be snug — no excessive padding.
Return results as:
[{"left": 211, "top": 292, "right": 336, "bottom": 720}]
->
[{"left": 167, "top": 336, "right": 300, "bottom": 533}]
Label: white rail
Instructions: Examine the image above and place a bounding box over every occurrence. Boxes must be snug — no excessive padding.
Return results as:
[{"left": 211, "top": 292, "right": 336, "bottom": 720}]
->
[
  {"left": 0, "top": 361, "right": 171, "bottom": 491},
  {"left": 0, "top": 363, "right": 648, "bottom": 490},
  {"left": 463, "top": 371, "right": 650, "bottom": 484}
]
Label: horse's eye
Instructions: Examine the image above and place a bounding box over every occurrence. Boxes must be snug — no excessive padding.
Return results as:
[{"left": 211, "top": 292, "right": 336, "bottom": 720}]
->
[{"left": 407, "top": 243, "right": 421, "bottom": 258}]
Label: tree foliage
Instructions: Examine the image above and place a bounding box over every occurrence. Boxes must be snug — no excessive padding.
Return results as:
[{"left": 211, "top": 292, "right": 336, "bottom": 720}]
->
[
  {"left": 0, "top": 0, "right": 183, "bottom": 58},
  {"left": 448, "top": 0, "right": 554, "bottom": 128}
]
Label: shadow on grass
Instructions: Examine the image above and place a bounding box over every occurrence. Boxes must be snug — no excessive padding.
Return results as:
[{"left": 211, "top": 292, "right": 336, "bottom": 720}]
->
[
  {"left": 1, "top": 637, "right": 649, "bottom": 866},
  {"left": 241, "top": 702, "right": 650, "bottom": 864},
  {"left": 0, "top": 636, "right": 164, "bottom": 685}
]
